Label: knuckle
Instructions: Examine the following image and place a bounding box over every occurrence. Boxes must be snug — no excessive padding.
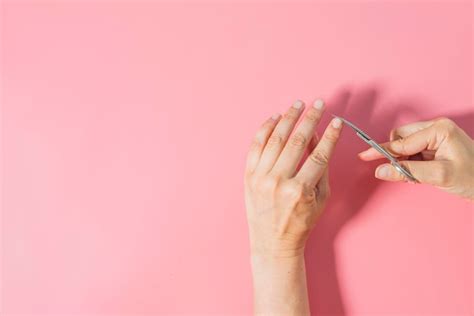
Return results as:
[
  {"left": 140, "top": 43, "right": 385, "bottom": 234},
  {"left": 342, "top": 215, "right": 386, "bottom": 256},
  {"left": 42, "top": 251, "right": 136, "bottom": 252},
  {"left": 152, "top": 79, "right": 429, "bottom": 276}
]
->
[
  {"left": 245, "top": 173, "right": 258, "bottom": 190},
  {"left": 284, "top": 183, "right": 305, "bottom": 201},
  {"left": 436, "top": 117, "right": 457, "bottom": 134},
  {"left": 323, "top": 131, "right": 339, "bottom": 143},
  {"left": 259, "top": 120, "right": 270, "bottom": 130},
  {"left": 284, "top": 108, "right": 299, "bottom": 121},
  {"left": 301, "top": 183, "right": 317, "bottom": 203},
  {"left": 394, "top": 138, "right": 407, "bottom": 154},
  {"left": 255, "top": 175, "right": 278, "bottom": 194},
  {"left": 309, "top": 151, "right": 330, "bottom": 167},
  {"left": 254, "top": 123, "right": 271, "bottom": 144},
  {"left": 435, "top": 117, "right": 452, "bottom": 125},
  {"left": 256, "top": 125, "right": 269, "bottom": 137},
  {"left": 390, "top": 128, "right": 400, "bottom": 141},
  {"left": 305, "top": 110, "right": 320, "bottom": 122},
  {"left": 249, "top": 139, "right": 262, "bottom": 151},
  {"left": 269, "top": 172, "right": 282, "bottom": 183},
  {"left": 263, "top": 118, "right": 275, "bottom": 126},
  {"left": 253, "top": 130, "right": 266, "bottom": 144},
  {"left": 253, "top": 122, "right": 270, "bottom": 141},
  {"left": 244, "top": 171, "right": 255, "bottom": 185},
  {"left": 267, "top": 134, "right": 283, "bottom": 146},
  {"left": 289, "top": 133, "right": 307, "bottom": 148}
]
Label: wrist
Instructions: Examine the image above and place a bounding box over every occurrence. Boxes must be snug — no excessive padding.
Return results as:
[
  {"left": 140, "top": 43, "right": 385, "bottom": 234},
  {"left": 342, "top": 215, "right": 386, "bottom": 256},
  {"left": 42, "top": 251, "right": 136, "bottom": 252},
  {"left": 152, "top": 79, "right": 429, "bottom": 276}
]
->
[
  {"left": 250, "top": 243, "right": 306, "bottom": 272},
  {"left": 249, "top": 249, "right": 307, "bottom": 298},
  {"left": 250, "top": 250, "right": 305, "bottom": 272},
  {"left": 250, "top": 247, "right": 305, "bottom": 260},
  {"left": 249, "top": 234, "right": 306, "bottom": 260}
]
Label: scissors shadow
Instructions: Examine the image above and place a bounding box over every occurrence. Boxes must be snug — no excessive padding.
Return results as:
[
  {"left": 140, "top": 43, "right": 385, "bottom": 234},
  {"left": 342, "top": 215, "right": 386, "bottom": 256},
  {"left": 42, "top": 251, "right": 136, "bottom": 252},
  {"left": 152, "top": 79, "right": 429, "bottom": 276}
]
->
[{"left": 304, "top": 84, "right": 474, "bottom": 315}]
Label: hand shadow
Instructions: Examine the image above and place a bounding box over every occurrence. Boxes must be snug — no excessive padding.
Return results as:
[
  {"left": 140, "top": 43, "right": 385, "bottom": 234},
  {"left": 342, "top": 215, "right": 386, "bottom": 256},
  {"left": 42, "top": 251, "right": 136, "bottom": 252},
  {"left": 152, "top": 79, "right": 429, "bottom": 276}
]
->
[{"left": 304, "top": 85, "right": 474, "bottom": 316}]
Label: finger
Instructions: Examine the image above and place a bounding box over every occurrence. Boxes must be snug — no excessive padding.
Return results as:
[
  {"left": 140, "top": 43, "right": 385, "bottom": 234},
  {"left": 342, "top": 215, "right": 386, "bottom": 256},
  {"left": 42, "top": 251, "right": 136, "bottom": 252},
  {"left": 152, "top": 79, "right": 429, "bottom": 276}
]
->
[
  {"left": 359, "top": 120, "right": 435, "bottom": 160},
  {"left": 273, "top": 99, "right": 325, "bottom": 176},
  {"left": 296, "top": 117, "right": 343, "bottom": 186},
  {"left": 256, "top": 100, "right": 305, "bottom": 173},
  {"left": 358, "top": 125, "right": 438, "bottom": 161},
  {"left": 295, "top": 131, "right": 319, "bottom": 173},
  {"left": 374, "top": 160, "right": 452, "bottom": 186},
  {"left": 358, "top": 144, "right": 395, "bottom": 161},
  {"left": 246, "top": 113, "right": 281, "bottom": 173},
  {"left": 390, "top": 120, "right": 434, "bottom": 141}
]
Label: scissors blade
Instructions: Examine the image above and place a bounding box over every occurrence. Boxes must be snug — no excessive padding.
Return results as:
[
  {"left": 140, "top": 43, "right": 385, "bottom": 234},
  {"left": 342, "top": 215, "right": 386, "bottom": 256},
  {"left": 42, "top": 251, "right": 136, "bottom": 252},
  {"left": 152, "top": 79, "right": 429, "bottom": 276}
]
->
[
  {"left": 333, "top": 114, "right": 418, "bottom": 182},
  {"left": 333, "top": 114, "right": 394, "bottom": 161},
  {"left": 332, "top": 115, "right": 372, "bottom": 141}
]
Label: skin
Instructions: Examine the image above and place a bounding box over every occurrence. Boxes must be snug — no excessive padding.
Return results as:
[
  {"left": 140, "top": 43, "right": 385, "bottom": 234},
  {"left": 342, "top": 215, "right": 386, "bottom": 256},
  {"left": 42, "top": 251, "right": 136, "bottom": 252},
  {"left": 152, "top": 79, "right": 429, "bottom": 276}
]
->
[
  {"left": 245, "top": 110, "right": 473, "bottom": 315},
  {"left": 358, "top": 117, "right": 474, "bottom": 200},
  {"left": 244, "top": 99, "right": 343, "bottom": 315}
]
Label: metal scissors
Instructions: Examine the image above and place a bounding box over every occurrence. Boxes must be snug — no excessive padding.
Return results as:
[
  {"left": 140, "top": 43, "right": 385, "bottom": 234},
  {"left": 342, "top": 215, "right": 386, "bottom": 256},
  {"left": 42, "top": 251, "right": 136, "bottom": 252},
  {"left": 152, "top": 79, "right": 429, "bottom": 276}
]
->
[{"left": 333, "top": 115, "right": 418, "bottom": 183}]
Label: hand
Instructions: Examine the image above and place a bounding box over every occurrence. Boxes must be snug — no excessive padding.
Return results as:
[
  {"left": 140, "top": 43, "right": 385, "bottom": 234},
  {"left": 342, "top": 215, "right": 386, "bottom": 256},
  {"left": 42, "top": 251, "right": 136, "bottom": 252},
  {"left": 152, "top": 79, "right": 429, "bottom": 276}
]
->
[
  {"left": 245, "top": 99, "right": 343, "bottom": 315},
  {"left": 245, "top": 100, "right": 343, "bottom": 258},
  {"left": 359, "top": 117, "right": 474, "bottom": 200}
]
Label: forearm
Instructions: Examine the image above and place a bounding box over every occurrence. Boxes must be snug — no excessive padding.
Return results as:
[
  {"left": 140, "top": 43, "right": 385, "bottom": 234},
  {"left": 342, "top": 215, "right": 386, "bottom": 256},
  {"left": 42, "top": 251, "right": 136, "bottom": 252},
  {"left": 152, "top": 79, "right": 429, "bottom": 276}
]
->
[{"left": 251, "top": 253, "right": 310, "bottom": 316}]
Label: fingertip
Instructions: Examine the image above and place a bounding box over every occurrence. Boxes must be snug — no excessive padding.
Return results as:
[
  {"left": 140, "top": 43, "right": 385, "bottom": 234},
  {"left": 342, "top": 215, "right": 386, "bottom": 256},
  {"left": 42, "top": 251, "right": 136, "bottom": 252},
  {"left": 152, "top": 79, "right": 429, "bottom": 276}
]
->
[
  {"left": 331, "top": 117, "right": 343, "bottom": 129},
  {"left": 271, "top": 113, "right": 281, "bottom": 121},
  {"left": 358, "top": 151, "right": 370, "bottom": 160},
  {"left": 313, "top": 99, "right": 325, "bottom": 110},
  {"left": 293, "top": 100, "right": 305, "bottom": 109},
  {"left": 375, "top": 164, "right": 400, "bottom": 181},
  {"left": 375, "top": 164, "right": 389, "bottom": 180},
  {"left": 389, "top": 128, "right": 399, "bottom": 141},
  {"left": 358, "top": 148, "right": 383, "bottom": 161}
]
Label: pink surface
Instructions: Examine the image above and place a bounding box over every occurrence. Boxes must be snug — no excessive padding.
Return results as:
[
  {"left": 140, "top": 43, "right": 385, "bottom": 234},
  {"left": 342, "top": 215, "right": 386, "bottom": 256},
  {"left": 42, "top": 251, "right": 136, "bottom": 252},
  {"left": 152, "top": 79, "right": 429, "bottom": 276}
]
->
[{"left": 1, "top": 1, "right": 473, "bottom": 315}]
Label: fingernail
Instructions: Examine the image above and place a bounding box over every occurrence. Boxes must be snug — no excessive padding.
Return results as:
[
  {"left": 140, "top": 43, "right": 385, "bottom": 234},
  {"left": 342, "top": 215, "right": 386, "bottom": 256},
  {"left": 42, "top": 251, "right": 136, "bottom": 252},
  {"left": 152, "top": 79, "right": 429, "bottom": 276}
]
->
[
  {"left": 331, "top": 118, "right": 342, "bottom": 129},
  {"left": 293, "top": 100, "right": 304, "bottom": 109},
  {"left": 358, "top": 149, "right": 369, "bottom": 157},
  {"left": 313, "top": 99, "right": 324, "bottom": 110},
  {"left": 376, "top": 165, "right": 391, "bottom": 179},
  {"left": 271, "top": 113, "right": 281, "bottom": 120}
]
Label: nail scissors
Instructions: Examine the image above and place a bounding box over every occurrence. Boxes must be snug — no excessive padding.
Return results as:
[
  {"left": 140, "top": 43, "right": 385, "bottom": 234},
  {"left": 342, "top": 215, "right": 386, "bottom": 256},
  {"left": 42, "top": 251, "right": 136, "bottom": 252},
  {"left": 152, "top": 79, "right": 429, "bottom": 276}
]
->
[{"left": 333, "top": 115, "right": 418, "bottom": 183}]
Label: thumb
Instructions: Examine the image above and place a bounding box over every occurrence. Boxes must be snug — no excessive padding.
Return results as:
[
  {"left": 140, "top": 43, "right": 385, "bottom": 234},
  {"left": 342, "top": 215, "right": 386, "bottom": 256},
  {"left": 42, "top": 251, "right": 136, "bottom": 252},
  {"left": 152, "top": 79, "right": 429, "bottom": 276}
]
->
[{"left": 375, "top": 160, "right": 452, "bottom": 186}]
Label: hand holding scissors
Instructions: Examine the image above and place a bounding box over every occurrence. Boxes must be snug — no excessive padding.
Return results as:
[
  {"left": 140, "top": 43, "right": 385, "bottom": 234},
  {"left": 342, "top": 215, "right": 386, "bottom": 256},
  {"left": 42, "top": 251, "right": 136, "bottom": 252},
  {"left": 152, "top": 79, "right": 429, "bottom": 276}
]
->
[{"left": 358, "top": 117, "right": 474, "bottom": 200}]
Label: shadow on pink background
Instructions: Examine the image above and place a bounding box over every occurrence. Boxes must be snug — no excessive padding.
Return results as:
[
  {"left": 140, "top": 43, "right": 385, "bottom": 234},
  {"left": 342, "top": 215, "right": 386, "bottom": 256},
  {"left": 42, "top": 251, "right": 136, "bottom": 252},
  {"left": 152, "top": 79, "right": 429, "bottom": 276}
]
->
[
  {"left": 306, "top": 85, "right": 473, "bottom": 315},
  {"left": 1, "top": 1, "right": 472, "bottom": 315}
]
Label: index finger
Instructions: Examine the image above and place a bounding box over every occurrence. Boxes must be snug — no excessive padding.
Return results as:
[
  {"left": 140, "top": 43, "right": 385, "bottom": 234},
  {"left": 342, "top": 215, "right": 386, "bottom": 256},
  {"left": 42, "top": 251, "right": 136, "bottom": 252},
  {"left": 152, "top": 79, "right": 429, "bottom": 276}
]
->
[
  {"left": 389, "top": 120, "right": 434, "bottom": 140},
  {"left": 359, "top": 125, "right": 437, "bottom": 161},
  {"left": 296, "top": 117, "right": 343, "bottom": 186}
]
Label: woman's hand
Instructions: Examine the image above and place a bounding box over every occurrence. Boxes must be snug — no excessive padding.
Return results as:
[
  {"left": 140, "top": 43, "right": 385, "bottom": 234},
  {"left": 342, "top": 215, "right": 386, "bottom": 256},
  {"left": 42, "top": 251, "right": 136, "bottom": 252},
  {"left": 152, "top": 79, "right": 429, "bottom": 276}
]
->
[
  {"left": 359, "top": 117, "right": 474, "bottom": 200},
  {"left": 244, "top": 99, "right": 343, "bottom": 315},
  {"left": 245, "top": 99, "right": 343, "bottom": 258}
]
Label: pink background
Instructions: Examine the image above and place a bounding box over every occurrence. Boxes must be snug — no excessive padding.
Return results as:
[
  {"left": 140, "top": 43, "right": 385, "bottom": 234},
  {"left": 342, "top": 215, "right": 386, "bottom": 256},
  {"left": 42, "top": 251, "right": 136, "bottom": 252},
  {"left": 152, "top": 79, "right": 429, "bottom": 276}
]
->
[{"left": 1, "top": 1, "right": 473, "bottom": 315}]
